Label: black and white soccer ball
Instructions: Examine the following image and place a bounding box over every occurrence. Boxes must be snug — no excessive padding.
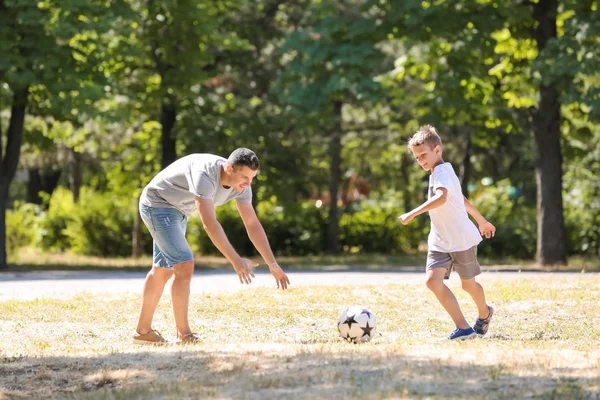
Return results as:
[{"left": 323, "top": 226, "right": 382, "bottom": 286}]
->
[{"left": 337, "top": 306, "right": 376, "bottom": 343}]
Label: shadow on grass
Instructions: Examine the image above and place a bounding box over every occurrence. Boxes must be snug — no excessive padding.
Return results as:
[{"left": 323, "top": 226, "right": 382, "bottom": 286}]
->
[{"left": 1, "top": 347, "right": 597, "bottom": 399}]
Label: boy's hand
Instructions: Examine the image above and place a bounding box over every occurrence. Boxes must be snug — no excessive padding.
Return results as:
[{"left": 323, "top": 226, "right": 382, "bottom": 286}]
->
[
  {"left": 268, "top": 262, "right": 290, "bottom": 290},
  {"left": 399, "top": 212, "right": 414, "bottom": 225},
  {"left": 479, "top": 221, "right": 496, "bottom": 239}
]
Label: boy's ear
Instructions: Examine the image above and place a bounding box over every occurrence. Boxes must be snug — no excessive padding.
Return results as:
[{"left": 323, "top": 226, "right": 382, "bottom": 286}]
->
[{"left": 434, "top": 144, "right": 442, "bottom": 155}]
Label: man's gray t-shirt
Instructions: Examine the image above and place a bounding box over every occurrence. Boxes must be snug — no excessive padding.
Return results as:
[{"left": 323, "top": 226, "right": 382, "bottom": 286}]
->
[{"left": 140, "top": 154, "right": 252, "bottom": 216}]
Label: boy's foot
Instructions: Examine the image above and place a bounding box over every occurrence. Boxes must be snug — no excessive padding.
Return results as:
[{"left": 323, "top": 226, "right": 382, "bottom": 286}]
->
[
  {"left": 133, "top": 329, "right": 168, "bottom": 345},
  {"left": 176, "top": 333, "right": 201, "bottom": 345},
  {"left": 447, "top": 327, "right": 477, "bottom": 340},
  {"left": 474, "top": 306, "right": 494, "bottom": 336}
]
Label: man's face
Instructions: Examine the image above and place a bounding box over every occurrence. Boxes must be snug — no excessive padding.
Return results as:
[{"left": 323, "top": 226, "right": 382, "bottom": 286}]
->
[
  {"left": 229, "top": 165, "right": 258, "bottom": 192},
  {"left": 410, "top": 143, "right": 441, "bottom": 171}
]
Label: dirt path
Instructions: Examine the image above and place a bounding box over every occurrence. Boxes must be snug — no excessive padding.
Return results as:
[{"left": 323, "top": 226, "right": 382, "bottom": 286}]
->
[{"left": 0, "top": 269, "right": 593, "bottom": 300}]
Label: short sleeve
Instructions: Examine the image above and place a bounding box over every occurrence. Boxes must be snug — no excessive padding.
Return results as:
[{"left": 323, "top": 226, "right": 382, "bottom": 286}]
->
[
  {"left": 188, "top": 171, "right": 216, "bottom": 200},
  {"left": 235, "top": 186, "right": 253, "bottom": 204},
  {"left": 432, "top": 170, "right": 451, "bottom": 192}
]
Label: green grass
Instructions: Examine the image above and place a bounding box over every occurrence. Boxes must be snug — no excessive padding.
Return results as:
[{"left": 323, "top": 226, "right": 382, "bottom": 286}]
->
[
  {"left": 1, "top": 274, "right": 600, "bottom": 398},
  {"left": 7, "top": 248, "right": 600, "bottom": 272}
]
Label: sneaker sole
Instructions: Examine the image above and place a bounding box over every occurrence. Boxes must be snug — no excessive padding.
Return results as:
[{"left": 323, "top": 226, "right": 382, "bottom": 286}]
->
[{"left": 451, "top": 332, "right": 478, "bottom": 341}]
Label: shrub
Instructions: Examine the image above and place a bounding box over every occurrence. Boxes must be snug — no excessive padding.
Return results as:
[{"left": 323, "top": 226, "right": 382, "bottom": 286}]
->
[
  {"left": 471, "top": 179, "right": 536, "bottom": 259},
  {"left": 6, "top": 202, "right": 41, "bottom": 258}
]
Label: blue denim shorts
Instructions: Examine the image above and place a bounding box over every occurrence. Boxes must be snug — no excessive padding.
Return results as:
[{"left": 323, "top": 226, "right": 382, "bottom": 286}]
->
[{"left": 139, "top": 203, "right": 194, "bottom": 269}]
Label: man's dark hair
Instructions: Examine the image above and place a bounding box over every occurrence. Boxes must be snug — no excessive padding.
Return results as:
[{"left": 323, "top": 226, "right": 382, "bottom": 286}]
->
[{"left": 228, "top": 148, "right": 260, "bottom": 171}]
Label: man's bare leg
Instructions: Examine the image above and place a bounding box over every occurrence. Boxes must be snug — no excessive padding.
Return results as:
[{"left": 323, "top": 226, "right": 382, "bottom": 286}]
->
[
  {"left": 171, "top": 260, "right": 195, "bottom": 338},
  {"left": 136, "top": 266, "right": 174, "bottom": 334}
]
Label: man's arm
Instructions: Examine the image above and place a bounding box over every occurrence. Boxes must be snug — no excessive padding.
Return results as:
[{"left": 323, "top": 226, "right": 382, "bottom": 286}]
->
[
  {"left": 399, "top": 187, "right": 448, "bottom": 225},
  {"left": 463, "top": 196, "right": 496, "bottom": 238},
  {"left": 236, "top": 201, "right": 290, "bottom": 289},
  {"left": 195, "top": 197, "right": 256, "bottom": 284}
]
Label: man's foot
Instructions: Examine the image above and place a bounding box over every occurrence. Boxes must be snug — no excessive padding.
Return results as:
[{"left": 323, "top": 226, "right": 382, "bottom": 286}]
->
[
  {"left": 447, "top": 327, "right": 477, "bottom": 340},
  {"left": 176, "top": 333, "right": 201, "bottom": 345},
  {"left": 474, "top": 306, "right": 494, "bottom": 336},
  {"left": 133, "top": 329, "right": 168, "bottom": 345}
]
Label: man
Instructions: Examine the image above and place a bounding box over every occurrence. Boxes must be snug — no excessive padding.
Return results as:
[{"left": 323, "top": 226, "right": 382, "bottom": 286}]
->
[{"left": 134, "top": 148, "right": 290, "bottom": 345}]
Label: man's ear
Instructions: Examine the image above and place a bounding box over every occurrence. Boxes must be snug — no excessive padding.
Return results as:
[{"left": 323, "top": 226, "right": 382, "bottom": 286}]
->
[
  {"left": 225, "top": 163, "right": 233, "bottom": 173},
  {"left": 434, "top": 144, "right": 442, "bottom": 155}
]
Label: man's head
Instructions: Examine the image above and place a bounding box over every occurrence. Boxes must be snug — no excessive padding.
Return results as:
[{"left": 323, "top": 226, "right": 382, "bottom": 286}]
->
[
  {"left": 407, "top": 125, "right": 443, "bottom": 172},
  {"left": 224, "top": 148, "right": 260, "bottom": 192}
]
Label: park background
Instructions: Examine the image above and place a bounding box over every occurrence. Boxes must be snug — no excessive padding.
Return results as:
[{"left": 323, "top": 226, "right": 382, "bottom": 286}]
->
[
  {"left": 2, "top": 2, "right": 600, "bottom": 399},
  {"left": 1, "top": 0, "right": 599, "bottom": 270}
]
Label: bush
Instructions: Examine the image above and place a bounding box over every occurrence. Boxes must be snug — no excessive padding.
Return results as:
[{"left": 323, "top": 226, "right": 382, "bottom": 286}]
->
[
  {"left": 63, "top": 188, "right": 142, "bottom": 257},
  {"left": 35, "top": 186, "right": 151, "bottom": 257},
  {"left": 6, "top": 201, "right": 41, "bottom": 258},
  {"left": 471, "top": 179, "right": 536, "bottom": 259},
  {"left": 187, "top": 202, "right": 253, "bottom": 256},
  {"left": 256, "top": 199, "right": 328, "bottom": 256},
  {"left": 36, "top": 187, "right": 75, "bottom": 252},
  {"left": 187, "top": 197, "right": 328, "bottom": 256},
  {"left": 340, "top": 200, "right": 424, "bottom": 254}
]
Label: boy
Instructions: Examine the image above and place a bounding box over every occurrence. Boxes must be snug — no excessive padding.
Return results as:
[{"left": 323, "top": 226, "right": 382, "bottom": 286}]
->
[
  {"left": 399, "top": 125, "right": 496, "bottom": 340},
  {"left": 134, "top": 148, "right": 290, "bottom": 345}
]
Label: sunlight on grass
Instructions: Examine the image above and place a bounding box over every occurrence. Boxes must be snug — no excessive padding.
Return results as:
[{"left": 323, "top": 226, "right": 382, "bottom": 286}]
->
[{"left": 1, "top": 275, "right": 599, "bottom": 398}]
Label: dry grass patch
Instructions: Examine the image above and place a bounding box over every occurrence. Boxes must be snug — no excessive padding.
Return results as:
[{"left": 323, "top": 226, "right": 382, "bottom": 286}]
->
[{"left": 1, "top": 274, "right": 599, "bottom": 399}]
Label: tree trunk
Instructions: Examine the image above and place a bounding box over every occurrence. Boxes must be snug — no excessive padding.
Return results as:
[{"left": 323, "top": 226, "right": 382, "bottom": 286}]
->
[
  {"left": 26, "top": 168, "right": 43, "bottom": 204},
  {"left": 160, "top": 101, "right": 177, "bottom": 169},
  {"left": 0, "top": 86, "right": 29, "bottom": 270},
  {"left": 132, "top": 208, "right": 143, "bottom": 257},
  {"left": 532, "top": 0, "right": 567, "bottom": 266},
  {"left": 327, "top": 101, "right": 343, "bottom": 254},
  {"left": 69, "top": 149, "right": 82, "bottom": 203},
  {"left": 0, "top": 194, "right": 6, "bottom": 270},
  {"left": 26, "top": 167, "right": 61, "bottom": 204},
  {"left": 459, "top": 132, "right": 472, "bottom": 198}
]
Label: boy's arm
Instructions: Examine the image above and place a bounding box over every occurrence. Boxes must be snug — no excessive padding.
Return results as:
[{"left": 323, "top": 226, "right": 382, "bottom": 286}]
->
[
  {"left": 463, "top": 196, "right": 496, "bottom": 238},
  {"left": 195, "top": 197, "right": 257, "bottom": 284},
  {"left": 236, "top": 201, "right": 290, "bottom": 289},
  {"left": 399, "top": 187, "right": 448, "bottom": 225}
]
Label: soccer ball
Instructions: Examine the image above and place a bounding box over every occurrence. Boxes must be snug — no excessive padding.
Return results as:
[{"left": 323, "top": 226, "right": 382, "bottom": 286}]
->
[{"left": 337, "top": 306, "right": 376, "bottom": 343}]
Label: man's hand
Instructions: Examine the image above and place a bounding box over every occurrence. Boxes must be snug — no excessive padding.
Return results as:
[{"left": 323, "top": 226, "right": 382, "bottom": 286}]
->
[
  {"left": 479, "top": 221, "right": 496, "bottom": 239},
  {"left": 233, "top": 258, "right": 258, "bottom": 285},
  {"left": 399, "top": 212, "right": 415, "bottom": 225},
  {"left": 268, "top": 263, "right": 290, "bottom": 290}
]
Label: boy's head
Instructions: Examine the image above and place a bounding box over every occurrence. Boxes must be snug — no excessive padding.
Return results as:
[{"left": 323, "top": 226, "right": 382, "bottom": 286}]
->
[{"left": 407, "top": 125, "right": 443, "bottom": 172}]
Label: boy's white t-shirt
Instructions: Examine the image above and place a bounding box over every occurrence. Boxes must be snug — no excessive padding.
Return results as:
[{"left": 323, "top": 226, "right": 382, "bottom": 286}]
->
[
  {"left": 140, "top": 154, "right": 252, "bottom": 216},
  {"left": 427, "top": 162, "right": 482, "bottom": 253}
]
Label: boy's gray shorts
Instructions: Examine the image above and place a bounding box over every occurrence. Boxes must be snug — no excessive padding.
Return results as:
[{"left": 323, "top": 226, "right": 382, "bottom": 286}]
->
[{"left": 426, "top": 245, "right": 481, "bottom": 280}]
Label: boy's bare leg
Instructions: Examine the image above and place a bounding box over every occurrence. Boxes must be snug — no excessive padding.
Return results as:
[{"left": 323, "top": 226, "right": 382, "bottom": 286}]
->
[
  {"left": 461, "top": 277, "right": 490, "bottom": 319},
  {"left": 425, "top": 268, "right": 470, "bottom": 329},
  {"left": 136, "top": 266, "right": 174, "bottom": 334},
  {"left": 171, "top": 260, "right": 195, "bottom": 338}
]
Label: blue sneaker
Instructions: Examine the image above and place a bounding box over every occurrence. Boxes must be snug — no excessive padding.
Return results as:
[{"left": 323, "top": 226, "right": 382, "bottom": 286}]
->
[{"left": 447, "top": 327, "right": 477, "bottom": 340}]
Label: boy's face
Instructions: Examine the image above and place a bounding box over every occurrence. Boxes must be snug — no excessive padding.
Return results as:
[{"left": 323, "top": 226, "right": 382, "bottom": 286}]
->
[{"left": 410, "top": 143, "right": 442, "bottom": 172}]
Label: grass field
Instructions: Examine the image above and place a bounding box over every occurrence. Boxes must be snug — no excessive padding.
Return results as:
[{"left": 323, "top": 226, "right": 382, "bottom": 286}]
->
[
  {"left": 1, "top": 272, "right": 599, "bottom": 399},
  {"left": 8, "top": 248, "right": 600, "bottom": 272}
]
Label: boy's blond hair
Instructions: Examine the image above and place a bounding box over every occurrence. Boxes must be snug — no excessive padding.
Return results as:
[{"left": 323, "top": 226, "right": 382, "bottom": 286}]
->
[{"left": 408, "top": 125, "right": 442, "bottom": 149}]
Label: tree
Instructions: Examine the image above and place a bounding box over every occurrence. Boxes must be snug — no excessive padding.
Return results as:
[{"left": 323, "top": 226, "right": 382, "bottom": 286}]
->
[
  {"left": 0, "top": 0, "right": 131, "bottom": 268},
  {"left": 275, "top": 0, "right": 388, "bottom": 253},
  {"left": 377, "top": 0, "right": 600, "bottom": 265}
]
